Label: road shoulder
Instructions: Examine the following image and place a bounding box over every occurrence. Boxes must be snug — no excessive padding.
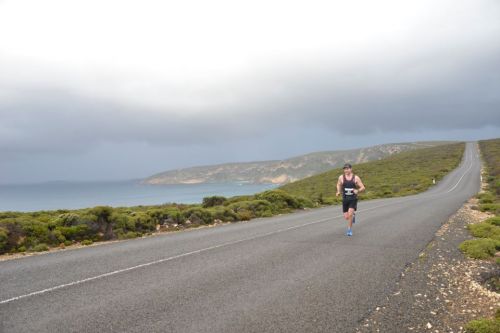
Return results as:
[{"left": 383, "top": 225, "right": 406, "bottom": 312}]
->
[{"left": 356, "top": 197, "right": 499, "bottom": 333}]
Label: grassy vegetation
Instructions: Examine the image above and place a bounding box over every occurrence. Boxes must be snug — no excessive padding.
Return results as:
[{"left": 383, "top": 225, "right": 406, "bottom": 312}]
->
[
  {"left": 459, "top": 139, "right": 500, "bottom": 332},
  {"left": 478, "top": 138, "right": 500, "bottom": 215},
  {"left": 459, "top": 139, "right": 500, "bottom": 260},
  {"left": 459, "top": 238, "right": 499, "bottom": 259},
  {"left": 0, "top": 142, "right": 466, "bottom": 255},
  {"left": 280, "top": 143, "right": 465, "bottom": 204},
  {"left": 0, "top": 189, "right": 314, "bottom": 255},
  {"left": 465, "top": 309, "right": 500, "bottom": 333}
]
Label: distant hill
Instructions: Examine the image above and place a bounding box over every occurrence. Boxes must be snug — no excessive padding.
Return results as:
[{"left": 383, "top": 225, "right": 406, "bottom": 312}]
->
[
  {"left": 142, "top": 141, "right": 454, "bottom": 185},
  {"left": 279, "top": 142, "right": 465, "bottom": 203}
]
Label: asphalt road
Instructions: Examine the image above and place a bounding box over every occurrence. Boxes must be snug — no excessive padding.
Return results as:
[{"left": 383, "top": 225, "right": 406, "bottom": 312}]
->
[{"left": 0, "top": 142, "right": 481, "bottom": 333}]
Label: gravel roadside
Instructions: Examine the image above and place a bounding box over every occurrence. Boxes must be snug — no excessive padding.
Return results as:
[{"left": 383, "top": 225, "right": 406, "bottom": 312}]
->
[{"left": 356, "top": 197, "right": 499, "bottom": 333}]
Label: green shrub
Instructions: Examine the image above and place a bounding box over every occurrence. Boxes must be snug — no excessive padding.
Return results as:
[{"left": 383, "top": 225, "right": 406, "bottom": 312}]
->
[
  {"left": 50, "top": 229, "right": 66, "bottom": 243},
  {"left": 81, "top": 239, "right": 93, "bottom": 246},
  {"left": 148, "top": 208, "right": 183, "bottom": 225},
  {"left": 227, "top": 200, "right": 274, "bottom": 218},
  {"left": 0, "top": 227, "right": 8, "bottom": 254},
  {"left": 110, "top": 213, "right": 135, "bottom": 232},
  {"left": 459, "top": 239, "right": 499, "bottom": 259},
  {"left": 237, "top": 210, "right": 252, "bottom": 221},
  {"left": 486, "top": 216, "right": 500, "bottom": 227},
  {"left": 296, "top": 196, "right": 314, "bottom": 208},
  {"left": 19, "top": 219, "right": 51, "bottom": 247},
  {"left": 478, "top": 193, "right": 495, "bottom": 204},
  {"left": 53, "top": 213, "right": 83, "bottom": 226},
  {"left": 89, "top": 206, "right": 114, "bottom": 239},
  {"left": 129, "top": 212, "right": 155, "bottom": 232},
  {"left": 182, "top": 207, "right": 213, "bottom": 225},
  {"left": 468, "top": 223, "right": 500, "bottom": 240},
  {"left": 56, "top": 224, "right": 90, "bottom": 242},
  {"left": 480, "top": 204, "right": 500, "bottom": 214},
  {"left": 465, "top": 315, "right": 500, "bottom": 333},
  {"left": 32, "top": 243, "right": 49, "bottom": 252},
  {"left": 17, "top": 246, "right": 26, "bottom": 253},
  {"left": 119, "top": 231, "right": 139, "bottom": 239},
  {"left": 211, "top": 207, "right": 239, "bottom": 222},
  {"left": 202, "top": 196, "right": 227, "bottom": 208},
  {"left": 223, "top": 195, "right": 255, "bottom": 206},
  {"left": 255, "top": 190, "right": 301, "bottom": 210}
]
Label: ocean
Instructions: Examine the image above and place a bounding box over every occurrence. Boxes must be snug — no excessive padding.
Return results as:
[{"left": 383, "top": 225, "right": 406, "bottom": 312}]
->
[{"left": 0, "top": 181, "right": 278, "bottom": 212}]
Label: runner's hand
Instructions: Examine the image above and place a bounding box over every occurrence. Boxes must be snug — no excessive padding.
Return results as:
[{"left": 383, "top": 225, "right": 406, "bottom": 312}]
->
[{"left": 336, "top": 191, "right": 340, "bottom": 197}]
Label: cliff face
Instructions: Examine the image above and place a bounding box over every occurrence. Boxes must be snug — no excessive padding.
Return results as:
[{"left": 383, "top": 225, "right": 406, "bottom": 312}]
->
[{"left": 143, "top": 142, "right": 449, "bottom": 185}]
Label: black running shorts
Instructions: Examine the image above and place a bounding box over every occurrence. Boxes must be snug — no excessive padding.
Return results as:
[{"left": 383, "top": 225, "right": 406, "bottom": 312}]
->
[{"left": 342, "top": 198, "right": 358, "bottom": 213}]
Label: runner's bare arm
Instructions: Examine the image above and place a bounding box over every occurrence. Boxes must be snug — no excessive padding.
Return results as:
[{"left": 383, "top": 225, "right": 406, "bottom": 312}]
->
[
  {"left": 354, "top": 176, "right": 365, "bottom": 194},
  {"left": 336, "top": 175, "right": 343, "bottom": 196}
]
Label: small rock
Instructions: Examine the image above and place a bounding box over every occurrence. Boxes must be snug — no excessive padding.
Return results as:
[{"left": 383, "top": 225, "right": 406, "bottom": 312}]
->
[{"left": 427, "top": 322, "right": 433, "bottom": 329}]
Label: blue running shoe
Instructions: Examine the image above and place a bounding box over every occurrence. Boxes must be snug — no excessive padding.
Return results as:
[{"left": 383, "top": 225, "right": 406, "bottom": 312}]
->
[{"left": 347, "top": 229, "right": 352, "bottom": 236}]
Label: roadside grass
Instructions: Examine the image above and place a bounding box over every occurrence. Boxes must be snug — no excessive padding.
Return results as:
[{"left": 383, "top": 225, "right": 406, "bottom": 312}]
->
[
  {"left": 465, "top": 309, "right": 500, "bottom": 333},
  {"left": 459, "top": 239, "right": 499, "bottom": 260},
  {"left": 460, "top": 139, "right": 500, "bottom": 260},
  {"left": 280, "top": 143, "right": 465, "bottom": 204},
  {"left": 0, "top": 142, "right": 465, "bottom": 255},
  {"left": 459, "top": 138, "right": 500, "bottom": 332},
  {"left": 468, "top": 218, "right": 500, "bottom": 240}
]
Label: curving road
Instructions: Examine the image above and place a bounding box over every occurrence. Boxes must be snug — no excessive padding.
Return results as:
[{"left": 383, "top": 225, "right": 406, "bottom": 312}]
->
[{"left": 0, "top": 142, "right": 481, "bottom": 333}]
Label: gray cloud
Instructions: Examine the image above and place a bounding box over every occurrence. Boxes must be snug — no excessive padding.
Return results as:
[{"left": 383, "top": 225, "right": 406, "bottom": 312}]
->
[
  {"left": 1, "top": 43, "right": 500, "bottom": 158},
  {"left": 1, "top": 0, "right": 500, "bottom": 183}
]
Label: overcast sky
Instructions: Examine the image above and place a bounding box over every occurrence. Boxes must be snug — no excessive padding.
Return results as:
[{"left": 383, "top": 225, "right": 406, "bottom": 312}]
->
[{"left": 1, "top": 0, "right": 499, "bottom": 184}]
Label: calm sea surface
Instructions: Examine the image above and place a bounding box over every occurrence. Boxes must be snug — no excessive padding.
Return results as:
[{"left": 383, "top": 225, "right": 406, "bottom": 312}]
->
[{"left": 0, "top": 181, "right": 278, "bottom": 212}]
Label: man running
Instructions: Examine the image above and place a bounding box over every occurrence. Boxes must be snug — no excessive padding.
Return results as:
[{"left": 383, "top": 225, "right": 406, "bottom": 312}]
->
[{"left": 336, "top": 163, "right": 365, "bottom": 236}]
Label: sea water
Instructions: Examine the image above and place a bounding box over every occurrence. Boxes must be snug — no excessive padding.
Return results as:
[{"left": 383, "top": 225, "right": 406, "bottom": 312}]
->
[{"left": 0, "top": 181, "right": 278, "bottom": 212}]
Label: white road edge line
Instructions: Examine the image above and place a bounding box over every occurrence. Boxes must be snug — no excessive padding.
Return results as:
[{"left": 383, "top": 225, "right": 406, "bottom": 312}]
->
[
  {"left": 0, "top": 202, "right": 394, "bottom": 305},
  {"left": 0, "top": 145, "right": 476, "bottom": 305}
]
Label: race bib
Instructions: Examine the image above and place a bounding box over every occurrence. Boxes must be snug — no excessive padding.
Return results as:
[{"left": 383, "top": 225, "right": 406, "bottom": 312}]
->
[{"left": 344, "top": 188, "right": 355, "bottom": 196}]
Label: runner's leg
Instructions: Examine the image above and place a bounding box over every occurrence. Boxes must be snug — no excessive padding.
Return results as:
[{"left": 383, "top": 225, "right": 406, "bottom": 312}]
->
[{"left": 347, "top": 208, "right": 354, "bottom": 229}]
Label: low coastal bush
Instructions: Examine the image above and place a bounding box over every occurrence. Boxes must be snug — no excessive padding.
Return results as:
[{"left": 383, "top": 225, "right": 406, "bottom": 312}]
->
[
  {"left": 479, "top": 204, "right": 500, "bottom": 214},
  {"left": 32, "top": 243, "right": 49, "bottom": 252},
  {"left": 182, "top": 207, "right": 214, "bottom": 225},
  {"left": 462, "top": 139, "right": 500, "bottom": 332},
  {"left": 227, "top": 200, "right": 274, "bottom": 219},
  {"left": 486, "top": 216, "right": 500, "bottom": 226},
  {"left": 202, "top": 196, "right": 227, "bottom": 208},
  {"left": 0, "top": 227, "right": 7, "bottom": 251},
  {"left": 459, "top": 239, "right": 499, "bottom": 259},
  {"left": 468, "top": 222, "right": 500, "bottom": 240},
  {"left": 0, "top": 188, "right": 312, "bottom": 254},
  {"left": 210, "top": 207, "right": 239, "bottom": 222},
  {"left": 465, "top": 309, "right": 500, "bottom": 333}
]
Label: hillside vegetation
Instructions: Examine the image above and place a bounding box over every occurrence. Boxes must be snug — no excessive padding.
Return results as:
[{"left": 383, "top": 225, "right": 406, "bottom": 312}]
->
[
  {"left": 459, "top": 138, "right": 500, "bottom": 259},
  {"left": 144, "top": 142, "right": 451, "bottom": 185},
  {"left": 460, "top": 138, "right": 500, "bottom": 332},
  {"left": 0, "top": 143, "right": 464, "bottom": 255},
  {"left": 280, "top": 143, "right": 465, "bottom": 204},
  {"left": 477, "top": 138, "right": 500, "bottom": 215}
]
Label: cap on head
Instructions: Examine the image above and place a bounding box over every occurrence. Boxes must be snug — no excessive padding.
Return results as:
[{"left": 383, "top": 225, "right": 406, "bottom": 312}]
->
[{"left": 343, "top": 163, "right": 352, "bottom": 169}]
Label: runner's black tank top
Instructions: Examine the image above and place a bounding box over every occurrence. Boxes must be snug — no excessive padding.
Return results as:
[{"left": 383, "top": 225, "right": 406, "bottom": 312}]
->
[{"left": 342, "top": 174, "right": 357, "bottom": 200}]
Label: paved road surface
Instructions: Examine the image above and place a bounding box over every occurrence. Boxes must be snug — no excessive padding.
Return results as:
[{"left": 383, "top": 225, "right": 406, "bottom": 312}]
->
[{"left": 0, "top": 143, "right": 481, "bottom": 333}]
